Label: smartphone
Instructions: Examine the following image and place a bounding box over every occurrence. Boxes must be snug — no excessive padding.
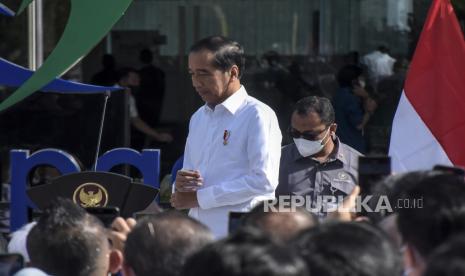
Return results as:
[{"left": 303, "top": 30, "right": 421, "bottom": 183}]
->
[
  {"left": 433, "top": 165, "right": 465, "bottom": 177},
  {"left": 86, "top": 206, "right": 120, "bottom": 227},
  {"left": 0, "top": 253, "right": 24, "bottom": 275},
  {"left": 358, "top": 156, "right": 391, "bottom": 195},
  {"left": 228, "top": 212, "right": 247, "bottom": 234}
]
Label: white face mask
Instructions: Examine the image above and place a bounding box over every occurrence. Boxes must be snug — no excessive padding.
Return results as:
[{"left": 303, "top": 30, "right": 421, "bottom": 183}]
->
[{"left": 293, "top": 129, "right": 330, "bottom": 157}]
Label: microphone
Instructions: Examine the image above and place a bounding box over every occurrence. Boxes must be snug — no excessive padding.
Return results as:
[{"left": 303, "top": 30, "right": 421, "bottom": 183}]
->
[{"left": 92, "top": 91, "right": 111, "bottom": 171}]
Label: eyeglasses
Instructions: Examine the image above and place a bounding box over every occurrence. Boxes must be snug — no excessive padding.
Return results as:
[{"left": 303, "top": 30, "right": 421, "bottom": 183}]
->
[{"left": 288, "top": 126, "right": 329, "bottom": 141}]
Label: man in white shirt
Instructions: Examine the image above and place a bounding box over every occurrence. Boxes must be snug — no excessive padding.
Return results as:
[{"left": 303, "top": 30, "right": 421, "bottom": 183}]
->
[
  {"left": 362, "top": 46, "right": 396, "bottom": 85},
  {"left": 170, "top": 36, "right": 282, "bottom": 238},
  {"left": 117, "top": 68, "right": 173, "bottom": 143}
]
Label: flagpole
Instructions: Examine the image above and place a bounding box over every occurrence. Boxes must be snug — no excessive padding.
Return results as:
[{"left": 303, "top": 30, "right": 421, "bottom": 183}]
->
[
  {"left": 27, "top": 4, "right": 36, "bottom": 70},
  {"left": 28, "top": 0, "right": 43, "bottom": 70},
  {"left": 36, "top": 0, "right": 43, "bottom": 68}
]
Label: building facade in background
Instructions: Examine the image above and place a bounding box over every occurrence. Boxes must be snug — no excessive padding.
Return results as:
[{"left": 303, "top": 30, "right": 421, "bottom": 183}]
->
[{"left": 0, "top": 0, "right": 464, "bottom": 173}]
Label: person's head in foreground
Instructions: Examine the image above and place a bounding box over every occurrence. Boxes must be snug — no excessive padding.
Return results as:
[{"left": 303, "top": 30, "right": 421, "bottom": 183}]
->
[
  {"left": 242, "top": 202, "right": 318, "bottom": 242},
  {"left": 293, "top": 221, "right": 402, "bottom": 276},
  {"left": 181, "top": 227, "right": 308, "bottom": 276},
  {"left": 27, "top": 198, "right": 122, "bottom": 276},
  {"left": 122, "top": 211, "right": 214, "bottom": 276},
  {"left": 396, "top": 170, "right": 465, "bottom": 276},
  {"left": 424, "top": 234, "right": 465, "bottom": 276}
]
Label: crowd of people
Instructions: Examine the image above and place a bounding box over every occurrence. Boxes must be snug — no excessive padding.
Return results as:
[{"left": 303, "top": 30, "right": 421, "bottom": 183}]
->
[
  {"left": 1, "top": 36, "right": 453, "bottom": 276},
  {"left": 5, "top": 168, "right": 465, "bottom": 276}
]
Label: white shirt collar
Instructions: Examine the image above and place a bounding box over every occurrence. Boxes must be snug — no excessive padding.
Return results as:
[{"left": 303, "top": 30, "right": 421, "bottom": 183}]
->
[{"left": 204, "top": 86, "right": 247, "bottom": 115}]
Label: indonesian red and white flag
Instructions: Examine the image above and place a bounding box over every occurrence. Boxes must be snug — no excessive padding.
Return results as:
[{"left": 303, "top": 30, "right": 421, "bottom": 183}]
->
[{"left": 389, "top": 0, "right": 465, "bottom": 172}]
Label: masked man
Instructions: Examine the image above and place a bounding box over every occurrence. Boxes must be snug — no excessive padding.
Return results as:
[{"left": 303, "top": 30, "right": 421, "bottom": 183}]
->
[{"left": 276, "top": 96, "right": 362, "bottom": 217}]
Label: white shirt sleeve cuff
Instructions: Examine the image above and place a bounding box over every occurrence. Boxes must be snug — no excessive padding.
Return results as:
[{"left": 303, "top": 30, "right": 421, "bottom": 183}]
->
[{"left": 197, "top": 187, "right": 217, "bottom": 210}]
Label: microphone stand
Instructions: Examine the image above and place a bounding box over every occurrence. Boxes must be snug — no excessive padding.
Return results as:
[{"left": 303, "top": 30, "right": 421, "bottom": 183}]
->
[{"left": 92, "top": 91, "right": 111, "bottom": 171}]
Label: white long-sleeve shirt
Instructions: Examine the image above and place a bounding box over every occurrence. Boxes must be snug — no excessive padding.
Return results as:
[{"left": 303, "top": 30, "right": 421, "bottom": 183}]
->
[
  {"left": 362, "top": 50, "right": 396, "bottom": 83},
  {"left": 182, "top": 86, "right": 282, "bottom": 238}
]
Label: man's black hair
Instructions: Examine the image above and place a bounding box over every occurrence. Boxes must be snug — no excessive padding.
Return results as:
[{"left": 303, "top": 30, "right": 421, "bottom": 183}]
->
[
  {"left": 263, "top": 50, "right": 280, "bottom": 66},
  {"left": 102, "top": 54, "right": 116, "bottom": 69},
  {"left": 336, "top": 64, "right": 363, "bottom": 88},
  {"left": 26, "top": 198, "right": 108, "bottom": 276},
  {"left": 124, "top": 211, "right": 213, "bottom": 276},
  {"left": 424, "top": 235, "right": 465, "bottom": 276},
  {"left": 377, "top": 45, "right": 389, "bottom": 53},
  {"left": 181, "top": 227, "right": 308, "bottom": 276},
  {"left": 293, "top": 221, "right": 402, "bottom": 276},
  {"left": 139, "top": 48, "right": 153, "bottom": 64},
  {"left": 242, "top": 201, "right": 318, "bottom": 242},
  {"left": 365, "top": 172, "right": 427, "bottom": 223},
  {"left": 117, "top": 67, "right": 138, "bottom": 83},
  {"left": 293, "top": 96, "right": 335, "bottom": 126},
  {"left": 397, "top": 171, "right": 465, "bottom": 258},
  {"left": 189, "top": 35, "right": 245, "bottom": 78}
]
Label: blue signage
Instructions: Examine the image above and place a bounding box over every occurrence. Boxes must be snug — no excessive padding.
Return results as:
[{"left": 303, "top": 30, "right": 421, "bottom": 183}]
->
[{"left": 10, "top": 147, "right": 160, "bottom": 231}]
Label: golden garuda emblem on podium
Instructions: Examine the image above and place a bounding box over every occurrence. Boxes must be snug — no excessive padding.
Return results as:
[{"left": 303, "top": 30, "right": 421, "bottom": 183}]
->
[{"left": 73, "top": 183, "right": 108, "bottom": 208}]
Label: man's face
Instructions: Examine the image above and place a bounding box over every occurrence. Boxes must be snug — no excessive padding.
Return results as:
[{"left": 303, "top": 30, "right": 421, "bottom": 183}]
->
[
  {"left": 127, "top": 72, "right": 140, "bottom": 87},
  {"left": 188, "top": 50, "right": 232, "bottom": 105},
  {"left": 290, "top": 111, "right": 335, "bottom": 142}
]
